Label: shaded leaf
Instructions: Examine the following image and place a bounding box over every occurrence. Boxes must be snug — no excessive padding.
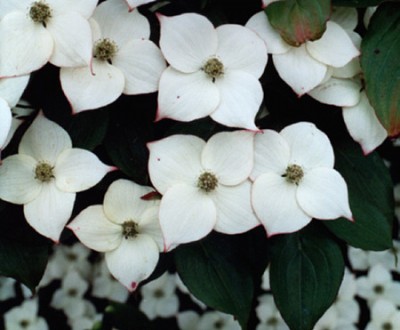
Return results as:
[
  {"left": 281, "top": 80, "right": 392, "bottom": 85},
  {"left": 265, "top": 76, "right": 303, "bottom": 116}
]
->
[
  {"left": 269, "top": 225, "right": 344, "bottom": 330},
  {"left": 361, "top": 2, "right": 400, "bottom": 136},
  {"left": 332, "top": 0, "right": 390, "bottom": 7}
]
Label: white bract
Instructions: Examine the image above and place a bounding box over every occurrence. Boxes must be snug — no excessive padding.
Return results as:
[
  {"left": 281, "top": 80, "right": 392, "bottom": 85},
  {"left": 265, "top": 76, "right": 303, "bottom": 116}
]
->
[
  {"left": 0, "top": 0, "right": 97, "bottom": 77},
  {"left": 365, "top": 299, "right": 400, "bottom": 330},
  {"left": 60, "top": 0, "right": 166, "bottom": 112},
  {"left": 0, "top": 75, "right": 30, "bottom": 151},
  {"left": 246, "top": 12, "right": 359, "bottom": 95},
  {"left": 197, "top": 311, "right": 241, "bottom": 330},
  {"left": 4, "top": 299, "right": 48, "bottom": 330},
  {"left": 68, "top": 179, "right": 164, "bottom": 291},
  {"left": 0, "top": 113, "right": 113, "bottom": 241},
  {"left": 125, "top": 0, "right": 156, "bottom": 11},
  {"left": 148, "top": 131, "right": 259, "bottom": 250},
  {"left": 139, "top": 271, "right": 179, "bottom": 319},
  {"left": 251, "top": 122, "right": 352, "bottom": 236},
  {"left": 157, "top": 13, "right": 268, "bottom": 130}
]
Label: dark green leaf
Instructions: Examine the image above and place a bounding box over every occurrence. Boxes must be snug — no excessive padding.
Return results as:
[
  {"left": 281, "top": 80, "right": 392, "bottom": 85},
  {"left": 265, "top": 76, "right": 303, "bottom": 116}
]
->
[
  {"left": 175, "top": 233, "right": 255, "bottom": 329},
  {"left": 65, "top": 109, "right": 109, "bottom": 150},
  {"left": 270, "top": 225, "right": 345, "bottom": 330},
  {"left": 324, "top": 139, "right": 394, "bottom": 250},
  {"left": 361, "top": 2, "right": 400, "bottom": 136},
  {"left": 265, "top": 0, "right": 330, "bottom": 46}
]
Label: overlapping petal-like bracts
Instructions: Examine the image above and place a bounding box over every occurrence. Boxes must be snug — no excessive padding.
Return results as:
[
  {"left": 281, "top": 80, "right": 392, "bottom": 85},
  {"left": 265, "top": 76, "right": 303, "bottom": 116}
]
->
[
  {"left": 60, "top": 0, "right": 166, "bottom": 113},
  {"left": 0, "top": 0, "right": 97, "bottom": 77},
  {"left": 246, "top": 12, "right": 359, "bottom": 95},
  {"left": 0, "top": 113, "right": 114, "bottom": 241},
  {"left": 68, "top": 179, "right": 163, "bottom": 291},
  {"left": 250, "top": 122, "right": 352, "bottom": 236},
  {"left": 148, "top": 131, "right": 260, "bottom": 251},
  {"left": 0, "top": 75, "right": 30, "bottom": 150},
  {"left": 157, "top": 13, "right": 268, "bottom": 130}
]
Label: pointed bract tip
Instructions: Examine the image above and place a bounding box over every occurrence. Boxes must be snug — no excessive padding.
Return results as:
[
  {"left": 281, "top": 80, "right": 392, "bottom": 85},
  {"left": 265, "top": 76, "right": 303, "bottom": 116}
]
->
[
  {"left": 108, "top": 165, "right": 119, "bottom": 173},
  {"left": 155, "top": 12, "right": 165, "bottom": 21},
  {"left": 129, "top": 281, "right": 138, "bottom": 292}
]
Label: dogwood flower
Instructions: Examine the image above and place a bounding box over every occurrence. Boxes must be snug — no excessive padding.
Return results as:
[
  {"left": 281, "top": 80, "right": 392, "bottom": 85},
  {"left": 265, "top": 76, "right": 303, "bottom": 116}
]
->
[
  {"left": 0, "top": 75, "right": 30, "bottom": 151},
  {"left": 251, "top": 122, "right": 352, "bottom": 236},
  {"left": 148, "top": 131, "right": 259, "bottom": 250},
  {"left": 366, "top": 299, "right": 400, "bottom": 330},
  {"left": 246, "top": 12, "right": 359, "bottom": 95},
  {"left": 4, "top": 299, "right": 48, "bottom": 330},
  {"left": 68, "top": 179, "right": 164, "bottom": 291},
  {"left": 0, "top": 0, "right": 97, "bottom": 77},
  {"left": 256, "top": 294, "right": 289, "bottom": 330},
  {"left": 0, "top": 113, "right": 113, "bottom": 241},
  {"left": 125, "top": 0, "right": 156, "bottom": 11},
  {"left": 60, "top": 0, "right": 166, "bottom": 112},
  {"left": 156, "top": 13, "right": 268, "bottom": 130}
]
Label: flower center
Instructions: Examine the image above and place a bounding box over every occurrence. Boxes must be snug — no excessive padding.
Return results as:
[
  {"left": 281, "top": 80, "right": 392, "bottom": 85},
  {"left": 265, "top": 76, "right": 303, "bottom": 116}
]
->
[
  {"left": 35, "top": 162, "right": 54, "bottom": 182},
  {"left": 19, "top": 320, "right": 30, "bottom": 328},
  {"left": 283, "top": 164, "right": 304, "bottom": 185},
  {"left": 122, "top": 220, "right": 139, "bottom": 239},
  {"left": 383, "top": 323, "right": 393, "bottom": 330},
  {"left": 67, "top": 288, "right": 78, "bottom": 297},
  {"left": 29, "top": 1, "right": 52, "bottom": 25},
  {"left": 197, "top": 172, "right": 218, "bottom": 193},
  {"left": 93, "top": 38, "right": 118, "bottom": 62},
  {"left": 373, "top": 284, "right": 384, "bottom": 294},
  {"left": 153, "top": 289, "right": 165, "bottom": 298},
  {"left": 203, "top": 57, "right": 224, "bottom": 82},
  {"left": 267, "top": 317, "right": 278, "bottom": 326}
]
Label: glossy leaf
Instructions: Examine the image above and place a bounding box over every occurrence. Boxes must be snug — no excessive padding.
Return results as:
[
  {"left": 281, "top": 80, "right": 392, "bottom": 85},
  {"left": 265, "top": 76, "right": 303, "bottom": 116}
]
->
[
  {"left": 265, "top": 0, "right": 330, "bottom": 46},
  {"left": 332, "top": 0, "right": 388, "bottom": 7},
  {"left": 361, "top": 2, "right": 400, "bottom": 136},
  {"left": 269, "top": 225, "right": 345, "bottom": 330},
  {"left": 100, "top": 303, "right": 154, "bottom": 330},
  {"left": 174, "top": 233, "right": 255, "bottom": 329},
  {"left": 324, "top": 139, "right": 394, "bottom": 250}
]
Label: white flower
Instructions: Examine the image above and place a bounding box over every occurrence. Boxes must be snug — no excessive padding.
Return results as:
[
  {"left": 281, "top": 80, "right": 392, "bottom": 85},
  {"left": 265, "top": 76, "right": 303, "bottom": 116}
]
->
[
  {"left": 177, "top": 311, "right": 201, "bottom": 330},
  {"left": 60, "top": 0, "right": 166, "bottom": 113},
  {"left": 68, "top": 179, "right": 164, "bottom": 291},
  {"left": 364, "top": 7, "right": 378, "bottom": 29},
  {"left": 68, "top": 300, "right": 101, "bottom": 330},
  {"left": 125, "top": 0, "right": 156, "bottom": 11},
  {"left": 156, "top": 13, "right": 268, "bottom": 130},
  {"left": 0, "top": 277, "right": 16, "bottom": 300},
  {"left": 148, "top": 131, "right": 259, "bottom": 250},
  {"left": 4, "top": 299, "right": 48, "bottom": 330},
  {"left": 261, "top": 266, "right": 271, "bottom": 291},
  {"left": 0, "top": 0, "right": 97, "bottom": 76},
  {"left": 356, "top": 263, "right": 400, "bottom": 306},
  {"left": 50, "top": 268, "right": 89, "bottom": 319},
  {"left": 0, "top": 75, "right": 30, "bottom": 150},
  {"left": 0, "top": 113, "right": 113, "bottom": 241},
  {"left": 139, "top": 272, "right": 179, "bottom": 320},
  {"left": 256, "top": 294, "right": 289, "bottom": 330},
  {"left": 91, "top": 258, "right": 129, "bottom": 303},
  {"left": 334, "top": 269, "right": 360, "bottom": 325},
  {"left": 197, "top": 311, "right": 241, "bottom": 330},
  {"left": 251, "top": 122, "right": 352, "bottom": 236},
  {"left": 365, "top": 299, "right": 400, "bottom": 330},
  {"left": 246, "top": 12, "right": 359, "bottom": 95}
]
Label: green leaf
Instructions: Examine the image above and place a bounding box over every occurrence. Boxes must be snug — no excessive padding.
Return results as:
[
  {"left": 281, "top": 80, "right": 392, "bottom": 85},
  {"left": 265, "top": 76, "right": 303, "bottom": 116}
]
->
[
  {"left": 332, "top": 0, "right": 389, "bottom": 6},
  {"left": 174, "top": 233, "right": 255, "bottom": 329},
  {"left": 324, "top": 139, "right": 394, "bottom": 250},
  {"left": 101, "top": 303, "right": 154, "bottom": 330},
  {"left": 361, "top": 2, "right": 400, "bottom": 136},
  {"left": 0, "top": 206, "right": 50, "bottom": 292},
  {"left": 265, "top": 0, "right": 330, "bottom": 46},
  {"left": 269, "top": 225, "right": 345, "bottom": 330},
  {"left": 65, "top": 109, "right": 109, "bottom": 150}
]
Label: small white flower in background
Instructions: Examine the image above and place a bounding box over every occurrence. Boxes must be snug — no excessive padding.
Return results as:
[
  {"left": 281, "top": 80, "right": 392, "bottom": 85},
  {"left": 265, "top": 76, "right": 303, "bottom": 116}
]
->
[
  {"left": 246, "top": 11, "right": 359, "bottom": 95},
  {"left": 139, "top": 271, "right": 179, "bottom": 320},
  {"left": 365, "top": 299, "right": 400, "bottom": 330},
  {"left": 148, "top": 131, "right": 259, "bottom": 250},
  {"left": 0, "top": 277, "right": 16, "bottom": 300},
  {"left": 125, "top": 0, "right": 156, "bottom": 11},
  {"left": 4, "top": 298, "right": 48, "bottom": 330},
  {"left": 251, "top": 122, "right": 352, "bottom": 236},
  {"left": 364, "top": 6, "right": 378, "bottom": 29},
  {"left": 175, "top": 273, "right": 207, "bottom": 310},
  {"left": 0, "top": 75, "right": 30, "bottom": 151},
  {"left": 261, "top": 265, "right": 271, "bottom": 291},
  {"left": 0, "top": 113, "right": 113, "bottom": 241},
  {"left": 50, "top": 268, "right": 89, "bottom": 319},
  {"left": 156, "top": 12, "right": 268, "bottom": 130},
  {"left": 314, "top": 307, "right": 339, "bottom": 330},
  {"left": 91, "top": 258, "right": 129, "bottom": 303},
  {"left": 0, "top": 0, "right": 97, "bottom": 77},
  {"left": 177, "top": 311, "right": 201, "bottom": 330},
  {"left": 39, "top": 242, "right": 92, "bottom": 288},
  {"left": 197, "top": 310, "right": 241, "bottom": 330},
  {"left": 348, "top": 246, "right": 370, "bottom": 271},
  {"left": 356, "top": 263, "right": 400, "bottom": 307},
  {"left": 255, "top": 294, "right": 289, "bottom": 330},
  {"left": 334, "top": 269, "right": 360, "bottom": 325},
  {"left": 60, "top": 0, "right": 166, "bottom": 113},
  {"left": 68, "top": 300, "right": 102, "bottom": 330},
  {"left": 68, "top": 179, "right": 164, "bottom": 291}
]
